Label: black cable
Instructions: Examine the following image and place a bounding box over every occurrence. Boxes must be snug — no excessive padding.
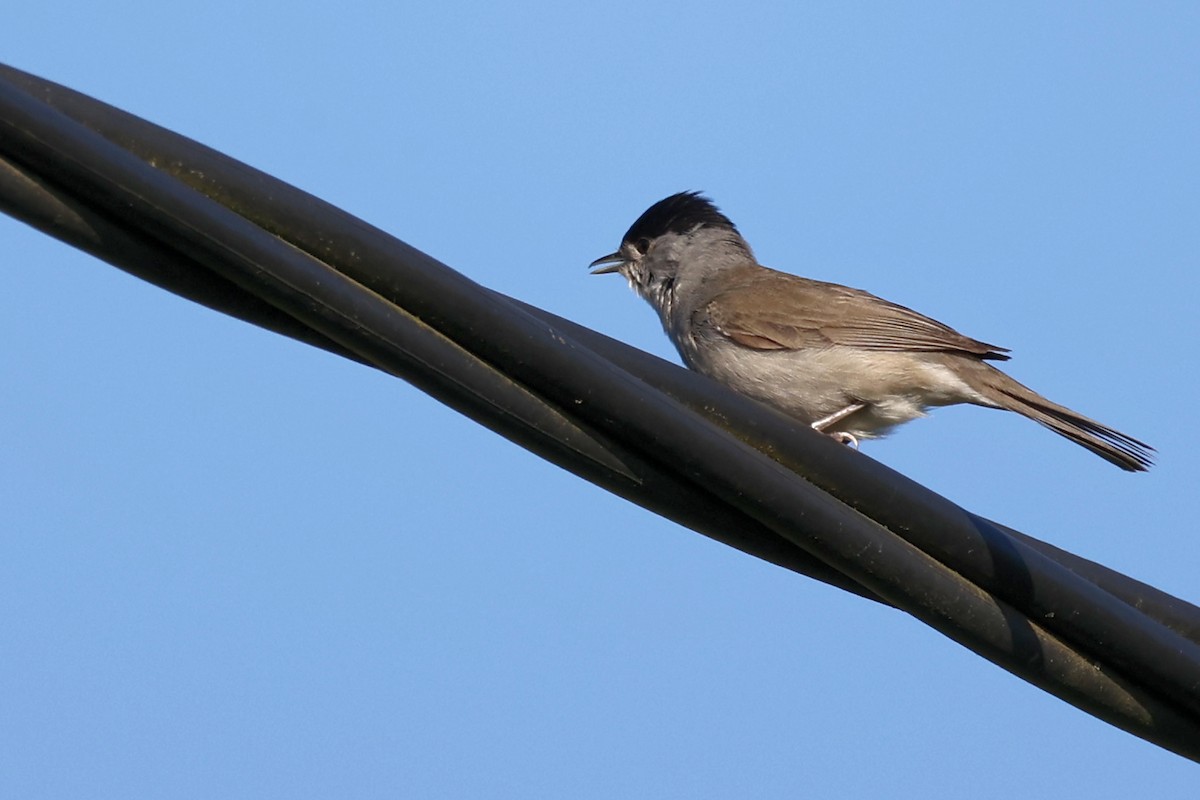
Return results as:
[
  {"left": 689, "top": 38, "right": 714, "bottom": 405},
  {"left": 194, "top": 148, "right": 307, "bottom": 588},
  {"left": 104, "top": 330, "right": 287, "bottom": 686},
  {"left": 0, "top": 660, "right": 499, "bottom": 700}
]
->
[{"left": 2, "top": 63, "right": 1198, "bottom": 761}]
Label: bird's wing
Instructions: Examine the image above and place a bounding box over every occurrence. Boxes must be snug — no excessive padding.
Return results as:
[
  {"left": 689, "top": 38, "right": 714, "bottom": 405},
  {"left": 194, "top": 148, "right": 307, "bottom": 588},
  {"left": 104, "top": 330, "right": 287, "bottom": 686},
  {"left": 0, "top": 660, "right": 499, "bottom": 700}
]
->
[{"left": 702, "top": 271, "right": 1010, "bottom": 360}]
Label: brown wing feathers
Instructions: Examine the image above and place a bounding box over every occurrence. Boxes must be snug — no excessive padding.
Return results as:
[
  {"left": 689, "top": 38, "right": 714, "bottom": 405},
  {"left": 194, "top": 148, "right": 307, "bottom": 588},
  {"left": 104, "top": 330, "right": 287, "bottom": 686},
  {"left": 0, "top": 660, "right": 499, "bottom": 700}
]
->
[{"left": 707, "top": 269, "right": 1010, "bottom": 361}]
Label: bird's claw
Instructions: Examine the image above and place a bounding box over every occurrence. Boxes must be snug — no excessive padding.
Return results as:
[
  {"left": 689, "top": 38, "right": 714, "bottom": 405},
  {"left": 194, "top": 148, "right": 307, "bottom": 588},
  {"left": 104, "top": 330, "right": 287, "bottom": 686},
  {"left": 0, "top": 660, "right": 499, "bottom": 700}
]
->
[{"left": 830, "top": 432, "right": 859, "bottom": 449}]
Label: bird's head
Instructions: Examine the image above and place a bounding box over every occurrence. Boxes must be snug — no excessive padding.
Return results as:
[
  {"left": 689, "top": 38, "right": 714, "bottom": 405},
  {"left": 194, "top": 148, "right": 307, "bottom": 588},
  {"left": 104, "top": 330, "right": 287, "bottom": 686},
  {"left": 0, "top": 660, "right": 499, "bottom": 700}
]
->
[{"left": 590, "top": 192, "right": 750, "bottom": 312}]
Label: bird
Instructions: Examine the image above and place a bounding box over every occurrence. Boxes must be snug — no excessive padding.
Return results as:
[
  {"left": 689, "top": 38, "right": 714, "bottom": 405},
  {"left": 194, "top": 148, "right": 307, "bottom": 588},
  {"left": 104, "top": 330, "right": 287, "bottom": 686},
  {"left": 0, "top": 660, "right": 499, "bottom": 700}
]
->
[{"left": 589, "top": 191, "right": 1153, "bottom": 471}]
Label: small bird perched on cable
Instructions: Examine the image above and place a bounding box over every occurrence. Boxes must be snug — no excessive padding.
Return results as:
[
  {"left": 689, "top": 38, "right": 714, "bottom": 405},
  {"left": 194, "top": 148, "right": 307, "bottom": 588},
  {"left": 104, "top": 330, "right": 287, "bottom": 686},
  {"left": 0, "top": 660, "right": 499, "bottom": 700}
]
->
[{"left": 590, "top": 191, "right": 1153, "bottom": 471}]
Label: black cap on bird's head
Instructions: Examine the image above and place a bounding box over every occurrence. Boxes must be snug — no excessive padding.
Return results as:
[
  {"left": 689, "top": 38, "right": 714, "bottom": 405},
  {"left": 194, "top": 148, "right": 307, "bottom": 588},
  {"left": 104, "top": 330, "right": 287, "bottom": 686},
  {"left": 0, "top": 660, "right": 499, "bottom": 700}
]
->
[
  {"left": 590, "top": 191, "right": 738, "bottom": 274},
  {"left": 621, "top": 191, "right": 737, "bottom": 244}
]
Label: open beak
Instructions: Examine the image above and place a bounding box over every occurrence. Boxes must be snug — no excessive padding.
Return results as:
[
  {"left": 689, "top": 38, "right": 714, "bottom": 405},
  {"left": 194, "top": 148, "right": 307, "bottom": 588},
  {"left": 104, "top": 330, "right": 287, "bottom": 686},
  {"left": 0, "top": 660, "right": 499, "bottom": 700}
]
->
[{"left": 589, "top": 252, "right": 625, "bottom": 275}]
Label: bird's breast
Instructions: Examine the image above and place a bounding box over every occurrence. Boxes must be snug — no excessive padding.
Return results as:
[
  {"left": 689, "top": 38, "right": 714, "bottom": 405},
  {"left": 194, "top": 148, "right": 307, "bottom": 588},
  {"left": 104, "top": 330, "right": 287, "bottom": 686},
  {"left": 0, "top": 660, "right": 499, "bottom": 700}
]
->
[{"left": 677, "top": 338, "right": 990, "bottom": 437}]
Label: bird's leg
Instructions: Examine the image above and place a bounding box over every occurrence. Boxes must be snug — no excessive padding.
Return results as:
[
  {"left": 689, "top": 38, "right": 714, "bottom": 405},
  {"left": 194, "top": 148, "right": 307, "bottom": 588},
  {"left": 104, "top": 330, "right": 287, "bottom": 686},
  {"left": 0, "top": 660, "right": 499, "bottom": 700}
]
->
[
  {"left": 810, "top": 402, "right": 865, "bottom": 431},
  {"left": 810, "top": 403, "right": 866, "bottom": 448}
]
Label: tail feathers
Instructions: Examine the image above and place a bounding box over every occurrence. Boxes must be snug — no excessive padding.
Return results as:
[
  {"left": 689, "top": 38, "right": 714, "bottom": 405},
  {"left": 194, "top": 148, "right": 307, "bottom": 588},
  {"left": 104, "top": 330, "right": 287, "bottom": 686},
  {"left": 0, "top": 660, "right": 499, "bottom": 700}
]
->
[{"left": 976, "top": 367, "right": 1154, "bottom": 472}]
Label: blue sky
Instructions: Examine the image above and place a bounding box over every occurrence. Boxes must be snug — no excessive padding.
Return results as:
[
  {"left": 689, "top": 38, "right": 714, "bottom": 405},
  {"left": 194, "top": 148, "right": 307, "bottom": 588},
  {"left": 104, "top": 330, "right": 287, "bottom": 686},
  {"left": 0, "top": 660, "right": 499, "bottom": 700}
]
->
[{"left": 2, "top": 2, "right": 1198, "bottom": 797}]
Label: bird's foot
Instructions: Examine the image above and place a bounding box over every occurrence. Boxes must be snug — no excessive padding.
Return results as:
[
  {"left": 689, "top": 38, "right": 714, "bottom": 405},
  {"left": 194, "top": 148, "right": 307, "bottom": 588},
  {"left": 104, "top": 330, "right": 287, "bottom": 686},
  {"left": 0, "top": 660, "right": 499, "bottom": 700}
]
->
[
  {"left": 829, "top": 431, "right": 859, "bottom": 449},
  {"left": 811, "top": 403, "right": 865, "bottom": 449}
]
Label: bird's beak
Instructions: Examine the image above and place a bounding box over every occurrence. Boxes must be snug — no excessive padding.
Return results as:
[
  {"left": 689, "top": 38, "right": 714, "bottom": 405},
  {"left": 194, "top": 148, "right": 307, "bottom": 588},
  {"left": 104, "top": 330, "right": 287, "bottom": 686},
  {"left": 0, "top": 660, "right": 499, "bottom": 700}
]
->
[{"left": 589, "top": 252, "right": 625, "bottom": 275}]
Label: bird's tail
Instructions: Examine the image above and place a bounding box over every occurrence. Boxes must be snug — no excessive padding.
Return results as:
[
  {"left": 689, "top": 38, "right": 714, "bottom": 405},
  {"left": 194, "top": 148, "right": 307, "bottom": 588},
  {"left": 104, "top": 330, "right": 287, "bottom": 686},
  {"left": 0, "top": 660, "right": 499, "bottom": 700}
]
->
[{"left": 969, "top": 364, "right": 1154, "bottom": 472}]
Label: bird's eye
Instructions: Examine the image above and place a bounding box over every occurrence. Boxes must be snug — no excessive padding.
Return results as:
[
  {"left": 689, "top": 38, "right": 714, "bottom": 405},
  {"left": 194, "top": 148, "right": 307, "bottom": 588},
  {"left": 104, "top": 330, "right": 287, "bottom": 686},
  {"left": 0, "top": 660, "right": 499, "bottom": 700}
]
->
[{"left": 633, "top": 237, "right": 651, "bottom": 255}]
